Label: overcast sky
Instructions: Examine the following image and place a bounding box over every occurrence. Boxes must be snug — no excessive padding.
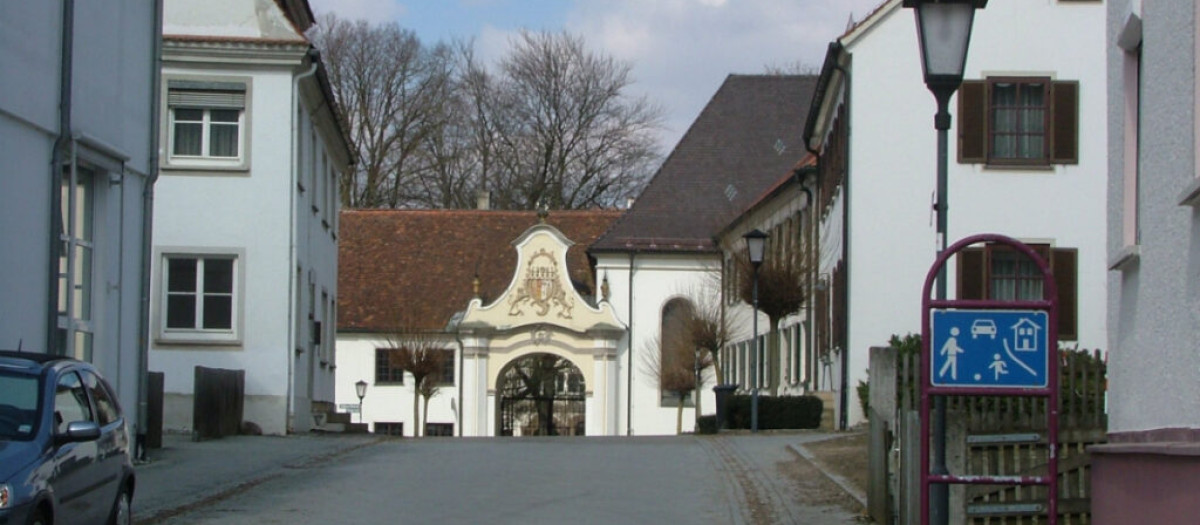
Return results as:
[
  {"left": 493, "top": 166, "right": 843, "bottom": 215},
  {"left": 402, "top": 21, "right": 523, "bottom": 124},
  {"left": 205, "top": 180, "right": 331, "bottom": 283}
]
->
[{"left": 306, "top": 0, "right": 889, "bottom": 149}]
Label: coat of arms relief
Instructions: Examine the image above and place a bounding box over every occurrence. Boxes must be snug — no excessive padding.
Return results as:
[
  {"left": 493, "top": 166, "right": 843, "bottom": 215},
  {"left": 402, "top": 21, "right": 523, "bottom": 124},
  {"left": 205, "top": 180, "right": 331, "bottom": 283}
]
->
[{"left": 509, "top": 248, "right": 574, "bottom": 319}]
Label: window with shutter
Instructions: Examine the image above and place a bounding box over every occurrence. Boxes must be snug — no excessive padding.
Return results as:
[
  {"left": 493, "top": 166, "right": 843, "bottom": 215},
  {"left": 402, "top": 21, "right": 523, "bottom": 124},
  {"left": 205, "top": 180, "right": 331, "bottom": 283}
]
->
[
  {"left": 165, "top": 79, "right": 249, "bottom": 168},
  {"left": 957, "top": 77, "right": 1079, "bottom": 167},
  {"left": 956, "top": 243, "right": 1077, "bottom": 340}
]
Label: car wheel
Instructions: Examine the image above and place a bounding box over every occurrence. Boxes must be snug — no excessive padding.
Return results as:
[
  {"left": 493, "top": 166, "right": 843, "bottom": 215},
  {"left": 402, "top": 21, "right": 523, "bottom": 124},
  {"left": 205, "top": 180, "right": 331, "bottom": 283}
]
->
[
  {"left": 109, "top": 485, "right": 132, "bottom": 525},
  {"left": 26, "top": 508, "right": 48, "bottom": 525}
]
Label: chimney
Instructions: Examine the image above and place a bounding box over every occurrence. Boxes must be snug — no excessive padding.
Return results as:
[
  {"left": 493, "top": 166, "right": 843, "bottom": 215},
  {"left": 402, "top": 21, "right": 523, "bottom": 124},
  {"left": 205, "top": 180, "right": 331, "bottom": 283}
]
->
[{"left": 476, "top": 189, "right": 491, "bottom": 210}]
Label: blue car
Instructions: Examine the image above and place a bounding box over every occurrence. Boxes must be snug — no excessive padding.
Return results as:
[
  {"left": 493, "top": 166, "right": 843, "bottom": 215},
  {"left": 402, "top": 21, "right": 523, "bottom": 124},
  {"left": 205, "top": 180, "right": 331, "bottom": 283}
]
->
[{"left": 0, "top": 351, "right": 135, "bottom": 525}]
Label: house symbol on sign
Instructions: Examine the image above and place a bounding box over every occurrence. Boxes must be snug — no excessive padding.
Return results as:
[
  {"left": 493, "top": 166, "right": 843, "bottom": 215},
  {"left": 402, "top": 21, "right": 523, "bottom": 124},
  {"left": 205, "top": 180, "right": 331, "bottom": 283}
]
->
[{"left": 1011, "top": 318, "right": 1041, "bottom": 352}]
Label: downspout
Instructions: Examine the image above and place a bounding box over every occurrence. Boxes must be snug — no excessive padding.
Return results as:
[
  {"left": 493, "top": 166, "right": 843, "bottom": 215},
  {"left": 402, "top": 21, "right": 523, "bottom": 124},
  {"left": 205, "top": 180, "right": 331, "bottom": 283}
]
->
[
  {"left": 136, "top": 0, "right": 164, "bottom": 460},
  {"left": 626, "top": 252, "right": 634, "bottom": 436},
  {"left": 48, "top": 0, "right": 75, "bottom": 355},
  {"left": 833, "top": 58, "right": 852, "bottom": 431},
  {"left": 288, "top": 51, "right": 320, "bottom": 432}
]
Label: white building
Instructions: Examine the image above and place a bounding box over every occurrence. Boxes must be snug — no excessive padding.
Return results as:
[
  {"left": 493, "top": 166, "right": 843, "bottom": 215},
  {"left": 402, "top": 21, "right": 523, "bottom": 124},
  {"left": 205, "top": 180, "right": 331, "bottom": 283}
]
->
[
  {"left": 803, "top": 0, "right": 1108, "bottom": 426},
  {"left": 1093, "top": 2, "right": 1200, "bottom": 521},
  {"left": 336, "top": 210, "right": 622, "bottom": 437},
  {"left": 150, "top": 0, "right": 352, "bottom": 435},
  {"left": 337, "top": 76, "right": 821, "bottom": 437},
  {"left": 0, "top": 1, "right": 161, "bottom": 445}
]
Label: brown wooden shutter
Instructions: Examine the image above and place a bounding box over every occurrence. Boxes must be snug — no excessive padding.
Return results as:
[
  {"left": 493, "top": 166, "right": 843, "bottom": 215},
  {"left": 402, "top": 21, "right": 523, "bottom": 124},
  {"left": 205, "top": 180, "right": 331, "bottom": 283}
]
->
[
  {"left": 957, "top": 248, "right": 985, "bottom": 299},
  {"left": 1051, "top": 81, "right": 1079, "bottom": 164},
  {"left": 1052, "top": 248, "right": 1078, "bottom": 341},
  {"left": 957, "top": 80, "right": 987, "bottom": 163}
]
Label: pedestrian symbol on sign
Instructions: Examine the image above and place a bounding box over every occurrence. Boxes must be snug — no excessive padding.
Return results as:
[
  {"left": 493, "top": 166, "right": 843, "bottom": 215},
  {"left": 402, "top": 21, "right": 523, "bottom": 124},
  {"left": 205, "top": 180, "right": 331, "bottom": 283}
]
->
[{"left": 931, "top": 310, "right": 1049, "bottom": 389}]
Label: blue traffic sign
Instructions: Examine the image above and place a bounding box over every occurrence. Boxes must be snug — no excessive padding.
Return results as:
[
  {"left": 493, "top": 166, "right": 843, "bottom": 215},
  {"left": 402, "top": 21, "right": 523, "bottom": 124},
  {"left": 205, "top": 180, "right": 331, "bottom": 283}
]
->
[{"left": 930, "top": 310, "right": 1049, "bottom": 388}]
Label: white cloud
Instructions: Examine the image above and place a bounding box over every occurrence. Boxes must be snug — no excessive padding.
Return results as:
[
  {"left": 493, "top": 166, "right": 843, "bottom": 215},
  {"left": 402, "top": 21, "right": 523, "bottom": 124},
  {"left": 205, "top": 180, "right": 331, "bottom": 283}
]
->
[
  {"left": 307, "top": 0, "right": 405, "bottom": 22},
  {"left": 564, "top": 0, "right": 884, "bottom": 146}
]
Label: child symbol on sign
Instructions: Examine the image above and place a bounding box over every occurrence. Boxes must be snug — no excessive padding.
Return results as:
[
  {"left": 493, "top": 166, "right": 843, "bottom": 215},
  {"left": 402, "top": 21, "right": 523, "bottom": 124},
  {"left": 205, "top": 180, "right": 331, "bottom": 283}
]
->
[{"left": 989, "top": 353, "right": 1009, "bottom": 381}]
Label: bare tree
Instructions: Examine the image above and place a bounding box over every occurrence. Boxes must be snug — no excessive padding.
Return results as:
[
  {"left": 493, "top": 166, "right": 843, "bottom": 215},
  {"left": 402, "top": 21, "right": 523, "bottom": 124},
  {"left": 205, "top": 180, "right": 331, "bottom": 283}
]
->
[
  {"left": 485, "top": 30, "right": 664, "bottom": 210},
  {"left": 763, "top": 60, "right": 822, "bottom": 76},
  {"left": 417, "top": 375, "right": 441, "bottom": 435},
  {"left": 735, "top": 242, "right": 813, "bottom": 395},
  {"left": 309, "top": 14, "right": 454, "bottom": 208},
  {"left": 642, "top": 302, "right": 714, "bottom": 434},
  {"left": 313, "top": 19, "right": 664, "bottom": 210},
  {"left": 379, "top": 318, "right": 448, "bottom": 438}
]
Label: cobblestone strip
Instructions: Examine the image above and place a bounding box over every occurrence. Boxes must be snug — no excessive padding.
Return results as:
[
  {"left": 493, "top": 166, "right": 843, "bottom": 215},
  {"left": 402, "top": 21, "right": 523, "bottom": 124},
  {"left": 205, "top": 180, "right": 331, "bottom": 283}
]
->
[{"left": 699, "top": 436, "right": 798, "bottom": 525}]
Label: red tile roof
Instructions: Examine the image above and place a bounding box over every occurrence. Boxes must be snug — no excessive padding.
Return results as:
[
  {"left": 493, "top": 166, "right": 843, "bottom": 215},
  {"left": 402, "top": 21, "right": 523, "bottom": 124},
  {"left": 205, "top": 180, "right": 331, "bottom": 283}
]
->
[{"left": 338, "top": 209, "right": 623, "bottom": 333}]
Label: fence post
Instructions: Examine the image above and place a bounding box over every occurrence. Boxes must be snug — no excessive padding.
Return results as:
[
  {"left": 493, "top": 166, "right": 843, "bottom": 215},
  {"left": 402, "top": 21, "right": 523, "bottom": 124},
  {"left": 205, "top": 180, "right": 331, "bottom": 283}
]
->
[{"left": 868, "top": 346, "right": 897, "bottom": 524}]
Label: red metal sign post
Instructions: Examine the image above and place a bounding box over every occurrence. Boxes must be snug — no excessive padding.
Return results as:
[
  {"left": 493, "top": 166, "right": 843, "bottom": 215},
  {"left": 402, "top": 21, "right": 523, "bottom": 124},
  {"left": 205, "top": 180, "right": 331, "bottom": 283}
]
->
[{"left": 920, "top": 233, "right": 1060, "bottom": 524}]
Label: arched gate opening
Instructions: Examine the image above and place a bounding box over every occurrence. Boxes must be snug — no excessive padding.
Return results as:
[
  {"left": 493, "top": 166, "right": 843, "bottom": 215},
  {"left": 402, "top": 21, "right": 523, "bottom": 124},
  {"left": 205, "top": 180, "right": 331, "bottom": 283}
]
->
[{"left": 497, "top": 353, "right": 585, "bottom": 436}]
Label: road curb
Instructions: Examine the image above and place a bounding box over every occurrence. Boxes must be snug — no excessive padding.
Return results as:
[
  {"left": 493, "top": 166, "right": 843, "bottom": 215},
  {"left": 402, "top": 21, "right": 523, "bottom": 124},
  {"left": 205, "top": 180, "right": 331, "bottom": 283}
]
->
[{"left": 788, "top": 441, "right": 868, "bottom": 509}]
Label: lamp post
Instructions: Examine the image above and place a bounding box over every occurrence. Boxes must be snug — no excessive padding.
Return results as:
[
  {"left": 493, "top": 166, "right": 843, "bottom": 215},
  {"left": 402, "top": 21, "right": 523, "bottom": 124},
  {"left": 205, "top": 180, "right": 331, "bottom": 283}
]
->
[
  {"left": 355, "top": 380, "right": 367, "bottom": 424},
  {"left": 743, "top": 229, "right": 767, "bottom": 433},
  {"left": 903, "top": 1, "right": 986, "bottom": 524}
]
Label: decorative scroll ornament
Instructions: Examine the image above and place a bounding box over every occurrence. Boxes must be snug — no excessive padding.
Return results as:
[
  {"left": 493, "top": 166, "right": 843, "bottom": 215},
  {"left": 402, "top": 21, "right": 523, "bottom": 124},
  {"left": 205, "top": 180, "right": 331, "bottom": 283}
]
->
[{"left": 509, "top": 249, "right": 574, "bottom": 319}]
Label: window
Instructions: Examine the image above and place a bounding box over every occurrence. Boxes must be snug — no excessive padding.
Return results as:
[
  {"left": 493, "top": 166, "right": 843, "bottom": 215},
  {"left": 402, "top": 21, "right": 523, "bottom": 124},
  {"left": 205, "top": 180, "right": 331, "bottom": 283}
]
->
[
  {"left": 160, "top": 254, "right": 240, "bottom": 343},
  {"left": 659, "top": 299, "right": 697, "bottom": 405},
  {"left": 53, "top": 372, "right": 92, "bottom": 433},
  {"left": 374, "top": 422, "right": 404, "bottom": 436},
  {"left": 166, "top": 80, "right": 246, "bottom": 165},
  {"left": 958, "top": 77, "right": 1078, "bottom": 166},
  {"left": 957, "top": 244, "right": 1078, "bottom": 340},
  {"left": 424, "top": 422, "right": 453, "bottom": 437},
  {"left": 375, "top": 348, "right": 404, "bottom": 384},
  {"left": 82, "top": 370, "right": 120, "bottom": 427},
  {"left": 57, "top": 164, "right": 94, "bottom": 361},
  {"left": 436, "top": 350, "right": 455, "bottom": 386}
]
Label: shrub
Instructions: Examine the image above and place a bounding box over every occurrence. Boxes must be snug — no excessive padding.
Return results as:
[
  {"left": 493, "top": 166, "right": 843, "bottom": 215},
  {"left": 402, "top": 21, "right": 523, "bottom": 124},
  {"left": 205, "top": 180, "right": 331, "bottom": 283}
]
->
[
  {"left": 726, "top": 394, "right": 823, "bottom": 430},
  {"left": 697, "top": 415, "right": 718, "bottom": 434}
]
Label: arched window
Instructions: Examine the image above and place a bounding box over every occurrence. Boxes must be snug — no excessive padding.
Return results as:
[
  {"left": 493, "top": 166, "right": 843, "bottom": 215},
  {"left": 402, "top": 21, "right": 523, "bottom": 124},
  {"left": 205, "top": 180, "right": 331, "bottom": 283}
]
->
[{"left": 659, "top": 298, "right": 696, "bottom": 403}]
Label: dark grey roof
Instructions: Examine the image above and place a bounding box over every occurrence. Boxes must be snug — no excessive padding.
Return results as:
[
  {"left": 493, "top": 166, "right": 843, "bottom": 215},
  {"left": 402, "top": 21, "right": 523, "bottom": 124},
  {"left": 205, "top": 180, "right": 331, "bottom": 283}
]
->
[{"left": 590, "top": 74, "right": 818, "bottom": 254}]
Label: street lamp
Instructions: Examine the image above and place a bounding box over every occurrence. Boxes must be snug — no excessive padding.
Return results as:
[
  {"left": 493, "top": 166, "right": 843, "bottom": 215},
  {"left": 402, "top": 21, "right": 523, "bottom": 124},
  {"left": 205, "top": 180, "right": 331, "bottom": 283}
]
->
[
  {"left": 904, "top": 1, "right": 986, "bottom": 524},
  {"left": 355, "top": 379, "right": 367, "bottom": 424},
  {"left": 743, "top": 228, "right": 767, "bottom": 433}
]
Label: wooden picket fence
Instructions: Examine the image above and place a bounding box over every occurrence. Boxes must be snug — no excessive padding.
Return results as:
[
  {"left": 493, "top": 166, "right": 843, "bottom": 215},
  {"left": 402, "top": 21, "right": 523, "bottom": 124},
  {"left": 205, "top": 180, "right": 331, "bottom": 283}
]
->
[{"left": 888, "top": 348, "right": 1107, "bottom": 524}]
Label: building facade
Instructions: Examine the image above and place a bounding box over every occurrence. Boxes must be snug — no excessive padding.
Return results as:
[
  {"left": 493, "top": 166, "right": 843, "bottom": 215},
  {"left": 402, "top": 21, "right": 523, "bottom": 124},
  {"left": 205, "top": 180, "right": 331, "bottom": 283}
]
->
[
  {"left": 1093, "top": 2, "right": 1200, "bottom": 521},
  {"left": 150, "top": 0, "right": 352, "bottom": 435},
  {"left": 0, "top": 1, "right": 161, "bottom": 445},
  {"left": 803, "top": 0, "right": 1108, "bottom": 426},
  {"left": 336, "top": 210, "right": 622, "bottom": 437}
]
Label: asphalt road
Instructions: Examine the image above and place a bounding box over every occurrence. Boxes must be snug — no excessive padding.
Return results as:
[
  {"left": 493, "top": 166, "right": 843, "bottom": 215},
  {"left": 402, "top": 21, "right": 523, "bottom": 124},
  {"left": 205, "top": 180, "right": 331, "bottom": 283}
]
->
[{"left": 144, "top": 434, "right": 862, "bottom": 525}]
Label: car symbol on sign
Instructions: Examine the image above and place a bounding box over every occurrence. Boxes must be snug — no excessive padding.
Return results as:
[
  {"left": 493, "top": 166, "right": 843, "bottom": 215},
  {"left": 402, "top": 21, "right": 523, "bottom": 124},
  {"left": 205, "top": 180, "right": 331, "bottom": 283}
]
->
[{"left": 970, "top": 319, "right": 997, "bottom": 339}]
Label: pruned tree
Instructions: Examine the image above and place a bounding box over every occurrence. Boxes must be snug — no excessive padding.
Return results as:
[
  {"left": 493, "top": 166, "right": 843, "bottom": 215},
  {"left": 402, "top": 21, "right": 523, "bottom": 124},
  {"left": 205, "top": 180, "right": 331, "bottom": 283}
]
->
[
  {"left": 417, "top": 375, "right": 441, "bottom": 436},
  {"left": 386, "top": 343, "right": 446, "bottom": 437},
  {"left": 735, "top": 241, "right": 813, "bottom": 395},
  {"left": 687, "top": 285, "right": 739, "bottom": 387},
  {"left": 642, "top": 300, "right": 714, "bottom": 434}
]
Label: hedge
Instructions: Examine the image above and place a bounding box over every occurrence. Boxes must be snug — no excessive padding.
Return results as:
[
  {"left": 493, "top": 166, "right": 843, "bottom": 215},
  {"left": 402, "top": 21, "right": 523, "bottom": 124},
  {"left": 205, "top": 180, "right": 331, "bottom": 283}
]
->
[{"left": 725, "top": 394, "right": 823, "bottom": 430}]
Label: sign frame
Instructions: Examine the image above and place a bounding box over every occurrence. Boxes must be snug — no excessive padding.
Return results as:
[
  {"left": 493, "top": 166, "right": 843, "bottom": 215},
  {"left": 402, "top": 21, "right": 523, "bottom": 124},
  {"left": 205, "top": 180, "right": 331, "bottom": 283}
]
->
[{"left": 920, "top": 233, "right": 1060, "bottom": 525}]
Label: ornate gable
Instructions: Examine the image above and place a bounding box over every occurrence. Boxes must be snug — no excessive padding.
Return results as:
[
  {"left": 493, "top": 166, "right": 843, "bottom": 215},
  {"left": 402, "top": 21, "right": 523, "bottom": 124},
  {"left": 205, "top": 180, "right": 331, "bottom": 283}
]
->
[{"left": 461, "top": 224, "right": 622, "bottom": 334}]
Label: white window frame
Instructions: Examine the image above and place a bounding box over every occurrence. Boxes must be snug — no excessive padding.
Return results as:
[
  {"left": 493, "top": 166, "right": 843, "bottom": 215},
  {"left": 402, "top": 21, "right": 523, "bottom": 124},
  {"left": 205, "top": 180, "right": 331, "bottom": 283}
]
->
[
  {"left": 156, "top": 249, "right": 245, "bottom": 345},
  {"left": 57, "top": 160, "right": 96, "bottom": 362},
  {"left": 1111, "top": 11, "right": 1143, "bottom": 270},
  {"left": 162, "top": 78, "right": 251, "bottom": 172}
]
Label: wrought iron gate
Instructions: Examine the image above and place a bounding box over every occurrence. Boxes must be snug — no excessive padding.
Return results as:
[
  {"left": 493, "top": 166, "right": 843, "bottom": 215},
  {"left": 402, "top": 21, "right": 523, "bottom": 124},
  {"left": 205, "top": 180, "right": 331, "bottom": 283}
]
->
[{"left": 498, "top": 354, "right": 586, "bottom": 436}]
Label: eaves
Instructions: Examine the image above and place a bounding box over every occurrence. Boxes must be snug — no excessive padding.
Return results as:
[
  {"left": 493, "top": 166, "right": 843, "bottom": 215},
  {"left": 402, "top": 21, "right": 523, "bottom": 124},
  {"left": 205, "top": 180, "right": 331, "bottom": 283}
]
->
[{"left": 163, "top": 38, "right": 308, "bottom": 67}]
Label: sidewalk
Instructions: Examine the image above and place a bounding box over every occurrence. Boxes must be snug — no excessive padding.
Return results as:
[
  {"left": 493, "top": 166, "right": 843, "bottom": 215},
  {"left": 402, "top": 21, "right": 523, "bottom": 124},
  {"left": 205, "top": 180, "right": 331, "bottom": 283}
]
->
[{"left": 133, "top": 432, "right": 384, "bottom": 524}]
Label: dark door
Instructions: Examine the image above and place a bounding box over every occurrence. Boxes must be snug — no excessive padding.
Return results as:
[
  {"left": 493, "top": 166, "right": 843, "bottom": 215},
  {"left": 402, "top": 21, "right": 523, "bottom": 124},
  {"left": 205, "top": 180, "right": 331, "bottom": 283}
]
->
[{"left": 497, "top": 354, "right": 585, "bottom": 436}]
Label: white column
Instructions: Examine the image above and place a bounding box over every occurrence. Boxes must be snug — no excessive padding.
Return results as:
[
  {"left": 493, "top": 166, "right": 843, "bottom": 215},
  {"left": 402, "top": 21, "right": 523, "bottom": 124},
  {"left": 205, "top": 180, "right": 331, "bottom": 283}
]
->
[{"left": 607, "top": 353, "right": 619, "bottom": 435}]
